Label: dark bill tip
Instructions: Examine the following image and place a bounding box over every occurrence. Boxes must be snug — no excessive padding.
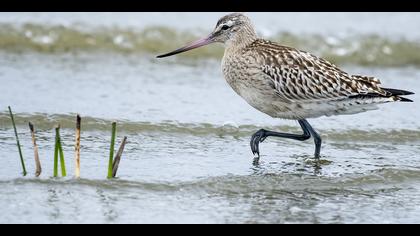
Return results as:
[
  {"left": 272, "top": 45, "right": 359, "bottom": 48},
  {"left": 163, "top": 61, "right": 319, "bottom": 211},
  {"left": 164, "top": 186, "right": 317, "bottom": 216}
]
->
[
  {"left": 156, "top": 51, "right": 179, "bottom": 58},
  {"left": 156, "top": 36, "right": 213, "bottom": 59}
]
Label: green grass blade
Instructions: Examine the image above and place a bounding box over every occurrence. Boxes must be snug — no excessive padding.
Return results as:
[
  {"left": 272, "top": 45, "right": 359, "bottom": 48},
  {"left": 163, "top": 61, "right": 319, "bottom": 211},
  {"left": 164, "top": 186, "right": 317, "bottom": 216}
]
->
[
  {"left": 8, "top": 106, "right": 27, "bottom": 176},
  {"left": 107, "top": 122, "right": 117, "bottom": 179},
  {"left": 56, "top": 126, "right": 66, "bottom": 177},
  {"left": 53, "top": 126, "right": 59, "bottom": 177}
]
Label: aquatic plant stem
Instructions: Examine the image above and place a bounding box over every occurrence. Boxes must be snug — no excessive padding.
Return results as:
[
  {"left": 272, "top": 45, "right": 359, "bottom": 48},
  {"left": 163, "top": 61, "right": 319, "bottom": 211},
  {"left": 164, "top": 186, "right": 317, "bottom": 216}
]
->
[
  {"left": 112, "top": 136, "right": 127, "bottom": 178},
  {"left": 107, "top": 122, "right": 117, "bottom": 179},
  {"left": 29, "top": 122, "right": 42, "bottom": 177},
  {"left": 74, "top": 115, "right": 81, "bottom": 178},
  {"left": 56, "top": 125, "right": 66, "bottom": 177},
  {"left": 8, "top": 106, "right": 27, "bottom": 176},
  {"left": 53, "top": 126, "right": 59, "bottom": 177}
]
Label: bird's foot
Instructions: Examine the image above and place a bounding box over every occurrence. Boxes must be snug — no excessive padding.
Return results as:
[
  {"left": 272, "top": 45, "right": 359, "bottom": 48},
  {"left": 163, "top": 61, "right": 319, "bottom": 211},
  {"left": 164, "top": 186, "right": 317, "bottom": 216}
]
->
[
  {"left": 250, "top": 129, "right": 267, "bottom": 157},
  {"left": 252, "top": 156, "right": 260, "bottom": 166}
]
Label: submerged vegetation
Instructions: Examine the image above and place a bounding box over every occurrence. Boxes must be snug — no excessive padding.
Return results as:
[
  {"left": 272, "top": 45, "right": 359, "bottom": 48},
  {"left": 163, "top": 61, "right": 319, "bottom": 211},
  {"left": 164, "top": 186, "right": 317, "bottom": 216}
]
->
[
  {"left": 54, "top": 125, "right": 66, "bottom": 177},
  {"left": 75, "top": 115, "right": 81, "bottom": 178},
  {"left": 28, "top": 122, "right": 41, "bottom": 177},
  {"left": 6, "top": 107, "right": 127, "bottom": 179},
  {"left": 107, "top": 122, "right": 117, "bottom": 179},
  {"left": 8, "top": 106, "right": 27, "bottom": 176}
]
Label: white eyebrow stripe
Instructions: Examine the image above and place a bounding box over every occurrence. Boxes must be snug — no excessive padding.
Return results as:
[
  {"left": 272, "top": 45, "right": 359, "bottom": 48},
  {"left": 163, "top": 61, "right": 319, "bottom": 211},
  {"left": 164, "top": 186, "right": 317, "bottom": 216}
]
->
[{"left": 226, "top": 20, "right": 235, "bottom": 26}]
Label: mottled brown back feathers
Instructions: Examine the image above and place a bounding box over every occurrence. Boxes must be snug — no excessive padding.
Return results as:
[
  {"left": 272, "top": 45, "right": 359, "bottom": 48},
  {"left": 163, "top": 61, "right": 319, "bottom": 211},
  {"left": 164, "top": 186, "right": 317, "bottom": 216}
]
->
[{"left": 246, "top": 39, "right": 414, "bottom": 103}]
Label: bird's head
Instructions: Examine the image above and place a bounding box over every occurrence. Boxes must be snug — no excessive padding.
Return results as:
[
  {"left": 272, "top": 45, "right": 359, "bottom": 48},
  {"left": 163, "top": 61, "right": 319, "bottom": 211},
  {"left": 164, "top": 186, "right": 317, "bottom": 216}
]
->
[{"left": 156, "top": 13, "right": 256, "bottom": 58}]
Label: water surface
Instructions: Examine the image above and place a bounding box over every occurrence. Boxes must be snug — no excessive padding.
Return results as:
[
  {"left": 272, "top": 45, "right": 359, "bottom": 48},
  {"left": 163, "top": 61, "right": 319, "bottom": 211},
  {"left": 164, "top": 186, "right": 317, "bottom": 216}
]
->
[{"left": 0, "top": 13, "right": 419, "bottom": 224}]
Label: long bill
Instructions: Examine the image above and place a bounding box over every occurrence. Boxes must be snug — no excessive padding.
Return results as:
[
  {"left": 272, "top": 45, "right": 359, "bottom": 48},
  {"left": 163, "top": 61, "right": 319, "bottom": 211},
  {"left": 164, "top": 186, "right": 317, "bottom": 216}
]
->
[{"left": 156, "top": 35, "right": 213, "bottom": 58}]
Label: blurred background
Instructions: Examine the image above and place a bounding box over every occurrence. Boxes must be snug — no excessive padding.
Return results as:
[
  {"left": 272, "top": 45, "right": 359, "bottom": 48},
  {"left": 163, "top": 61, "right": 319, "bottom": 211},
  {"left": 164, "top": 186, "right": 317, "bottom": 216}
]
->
[{"left": 0, "top": 13, "right": 419, "bottom": 223}]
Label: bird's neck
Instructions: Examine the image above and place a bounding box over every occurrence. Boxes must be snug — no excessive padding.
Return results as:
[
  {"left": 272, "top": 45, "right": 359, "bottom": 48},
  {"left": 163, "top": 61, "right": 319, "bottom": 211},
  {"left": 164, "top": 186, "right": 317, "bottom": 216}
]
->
[{"left": 224, "top": 26, "right": 258, "bottom": 54}]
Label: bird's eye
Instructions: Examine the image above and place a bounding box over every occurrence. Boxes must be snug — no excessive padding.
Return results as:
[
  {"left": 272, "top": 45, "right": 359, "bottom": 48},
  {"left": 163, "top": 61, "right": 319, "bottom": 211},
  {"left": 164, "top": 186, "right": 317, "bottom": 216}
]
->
[{"left": 221, "top": 25, "right": 229, "bottom": 30}]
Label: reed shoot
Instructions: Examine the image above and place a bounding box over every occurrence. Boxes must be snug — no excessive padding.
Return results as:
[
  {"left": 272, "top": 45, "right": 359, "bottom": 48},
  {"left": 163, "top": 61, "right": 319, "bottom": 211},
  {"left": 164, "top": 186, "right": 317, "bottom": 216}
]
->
[
  {"left": 53, "top": 126, "right": 59, "bottom": 177},
  {"left": 112, "top": 136, "right": 127, "bottom": 178},
  {"left": 29, "top": 122, "right": 42, "bottom": 177},
  {"left": 75, "top": 115, "right": 81, "bottom": 178},
  {"left": 8, "top": 106, "right": 27, "bottom": 176},
  {"left": 55, "top": 125, "right": 66, "bottom": 177},
  {"left": 107, "top": 122, "right": 117, "bottom": 179}
]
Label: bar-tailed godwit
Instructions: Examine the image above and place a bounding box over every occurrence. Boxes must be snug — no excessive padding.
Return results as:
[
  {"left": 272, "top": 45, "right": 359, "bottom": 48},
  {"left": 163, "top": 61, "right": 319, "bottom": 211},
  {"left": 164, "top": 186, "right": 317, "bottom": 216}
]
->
[{"left": 157, "top": 13, "right": 414, "bottom": 159}]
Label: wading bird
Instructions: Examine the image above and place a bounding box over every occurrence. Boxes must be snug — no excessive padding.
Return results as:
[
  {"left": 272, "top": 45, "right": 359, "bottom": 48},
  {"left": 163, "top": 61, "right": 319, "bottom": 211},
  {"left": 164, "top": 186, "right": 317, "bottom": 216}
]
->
[{"left": 157, "top": 13, "right": 414, "bottom": 159}]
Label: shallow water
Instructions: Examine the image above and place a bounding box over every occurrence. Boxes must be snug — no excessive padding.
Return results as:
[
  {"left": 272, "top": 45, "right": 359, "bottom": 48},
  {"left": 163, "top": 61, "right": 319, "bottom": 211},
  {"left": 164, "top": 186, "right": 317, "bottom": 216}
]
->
[{"left": 0, "top": 13, "right": 419, "bottom": 224}]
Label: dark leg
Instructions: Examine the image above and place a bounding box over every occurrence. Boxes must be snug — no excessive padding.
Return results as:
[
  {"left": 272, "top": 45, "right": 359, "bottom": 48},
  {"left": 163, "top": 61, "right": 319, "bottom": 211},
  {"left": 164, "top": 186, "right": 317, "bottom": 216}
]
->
[
  {"left": 250, "top": 120, "right": 311, "bottom": 157},
  {"left": 300, "top": 120, "right": 322, "bottom": 159},
  {"left": 250, "top": 119, "right": 322, "bottom": 159}
]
